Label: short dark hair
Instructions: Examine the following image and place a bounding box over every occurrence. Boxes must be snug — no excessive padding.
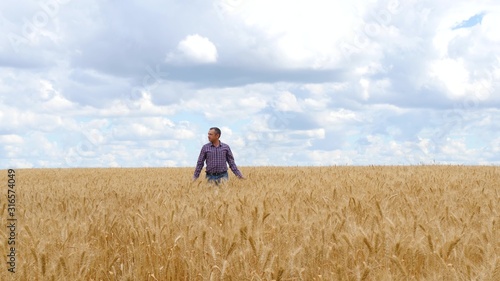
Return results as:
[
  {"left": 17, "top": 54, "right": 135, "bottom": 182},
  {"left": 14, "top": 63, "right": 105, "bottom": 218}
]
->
[{"left": 210, "top": 127, "right": 221, "bottom": 136}]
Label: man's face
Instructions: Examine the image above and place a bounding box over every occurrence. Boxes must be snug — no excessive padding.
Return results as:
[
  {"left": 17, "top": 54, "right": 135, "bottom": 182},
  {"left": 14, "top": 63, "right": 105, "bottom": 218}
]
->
[{"left": 208, "top": 129, "right": 219, "bottom": 143}]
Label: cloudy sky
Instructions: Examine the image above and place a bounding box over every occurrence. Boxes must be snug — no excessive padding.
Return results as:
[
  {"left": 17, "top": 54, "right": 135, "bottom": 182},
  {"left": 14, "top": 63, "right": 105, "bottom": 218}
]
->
[{"left": 1, "top": 0, "right": 499, "bottom": 168}]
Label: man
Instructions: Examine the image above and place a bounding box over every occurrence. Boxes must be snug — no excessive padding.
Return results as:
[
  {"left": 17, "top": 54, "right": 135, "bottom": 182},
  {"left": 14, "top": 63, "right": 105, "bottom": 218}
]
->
[{"left": 193, "top": 127, "right": 244, "bottom": 184}]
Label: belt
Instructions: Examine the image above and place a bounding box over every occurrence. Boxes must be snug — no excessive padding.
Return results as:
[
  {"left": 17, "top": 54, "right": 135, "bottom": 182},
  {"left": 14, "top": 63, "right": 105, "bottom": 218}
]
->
[{"left": 206, "top": 171, "right": 228, "bottom": 176}]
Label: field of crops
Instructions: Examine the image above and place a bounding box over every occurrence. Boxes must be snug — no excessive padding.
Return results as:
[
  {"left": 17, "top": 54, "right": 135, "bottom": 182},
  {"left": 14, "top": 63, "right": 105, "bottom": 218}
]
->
[{"left": 1, "top": 166, "right": 499, "bottom": 280}]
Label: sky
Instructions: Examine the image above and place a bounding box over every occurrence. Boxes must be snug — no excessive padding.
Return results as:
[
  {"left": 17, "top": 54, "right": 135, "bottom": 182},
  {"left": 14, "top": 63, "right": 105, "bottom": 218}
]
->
[{"left": 1, "top": 0, "right": 499, "bottom": 168}]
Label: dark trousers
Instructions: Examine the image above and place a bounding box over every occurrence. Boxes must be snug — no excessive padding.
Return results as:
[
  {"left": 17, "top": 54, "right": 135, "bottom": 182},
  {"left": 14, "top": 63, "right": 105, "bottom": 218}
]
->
[{"left": 206, "top": 171, "right": 228, "bottom": 185}]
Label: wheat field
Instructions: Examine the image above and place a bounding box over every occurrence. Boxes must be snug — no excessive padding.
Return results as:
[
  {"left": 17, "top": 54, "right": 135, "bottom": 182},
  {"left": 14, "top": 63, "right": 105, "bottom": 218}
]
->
[{"left": 1, "top": 166, "right": 499, "bottom": 280}]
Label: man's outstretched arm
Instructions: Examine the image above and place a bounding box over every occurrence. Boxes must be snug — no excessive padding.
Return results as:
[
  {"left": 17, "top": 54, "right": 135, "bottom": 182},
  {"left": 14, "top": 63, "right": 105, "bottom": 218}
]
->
[
  {"left": 193, "top": 147, "right": 206, "bottom": 180},
  {"left": 226, "top": 146, "right": 244, "bottom": 179}
]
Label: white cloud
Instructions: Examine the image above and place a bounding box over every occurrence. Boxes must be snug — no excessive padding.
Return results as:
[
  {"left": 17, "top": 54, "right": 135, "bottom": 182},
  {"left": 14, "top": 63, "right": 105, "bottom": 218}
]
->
[
  {"left": 305, "top": 150, "right": 354, "bottom": 165},
  {"left": 325, "top": 109, "right": 361, "bottom": 124},
  {"left": 229, "top": 0, "right": 363, "bottom": 69},
  {"left": 112, "top": 117, "right": 195, "bottom": 140},
  {"left": 166, "top": 34, "right": 218, "bottom": 64},
  {"left": 273, "top": 91, "right": 302, "bottom": 112},
  {"left": 360, "top": 79, "right": 370, "bottom": 100},
  {"left": 0, "top": 134, "right": 23, "bottom": 144},
  {"left": 482, "top": 13, "right": 500, "bottom": 42},
  {"left": 238, "top": 96, "right": 267, "bottom": 110},
  {"left": 431, "top": 58, "right": 469, "bottom": 98}
]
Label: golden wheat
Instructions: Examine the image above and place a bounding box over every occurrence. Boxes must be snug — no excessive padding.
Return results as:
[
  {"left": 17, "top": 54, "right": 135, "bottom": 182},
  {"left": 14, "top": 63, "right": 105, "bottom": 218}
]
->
[{"left": 0, "top": 166, "right": 498, "bottom": 280}]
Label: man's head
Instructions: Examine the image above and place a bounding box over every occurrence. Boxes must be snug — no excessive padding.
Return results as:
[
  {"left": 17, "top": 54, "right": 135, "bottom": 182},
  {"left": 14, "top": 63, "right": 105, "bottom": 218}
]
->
[{"left": 208, "top": 127, "right": 221, "bottom": 143}]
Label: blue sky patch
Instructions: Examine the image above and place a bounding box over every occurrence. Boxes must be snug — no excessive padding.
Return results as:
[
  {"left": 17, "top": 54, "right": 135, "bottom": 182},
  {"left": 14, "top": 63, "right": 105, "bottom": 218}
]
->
[{"left": 453, "top": 12, "right": 485, "bottom": 29}]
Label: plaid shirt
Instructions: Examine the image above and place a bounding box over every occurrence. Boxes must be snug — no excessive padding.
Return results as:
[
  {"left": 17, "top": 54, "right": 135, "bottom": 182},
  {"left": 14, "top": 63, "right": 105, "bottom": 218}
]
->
[{"left": 193, "top": 142, "right": 243, "bottom": 179}]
